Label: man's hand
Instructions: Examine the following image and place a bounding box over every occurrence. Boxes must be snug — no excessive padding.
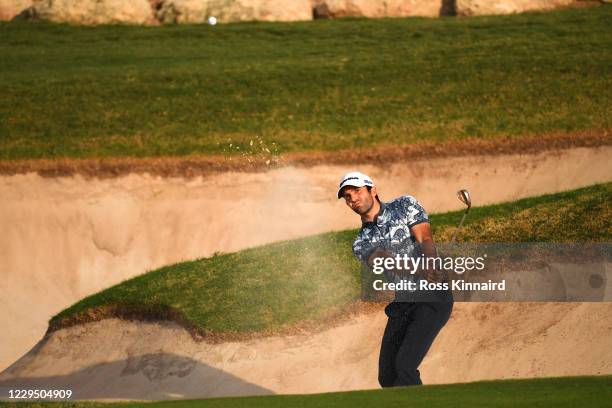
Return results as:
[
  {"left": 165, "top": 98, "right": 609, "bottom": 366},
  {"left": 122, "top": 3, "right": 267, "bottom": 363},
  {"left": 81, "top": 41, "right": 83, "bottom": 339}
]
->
[{"left": 422, "top": 268, "right": 444, "bottom": 283}]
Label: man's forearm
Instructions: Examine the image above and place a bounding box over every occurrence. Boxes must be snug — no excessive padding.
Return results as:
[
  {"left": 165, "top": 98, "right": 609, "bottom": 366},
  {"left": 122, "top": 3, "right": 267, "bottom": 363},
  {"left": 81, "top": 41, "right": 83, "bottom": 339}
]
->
[
  {"left": 417, "top": 237, "right": 445, "bottom": 283},
  {"left": 419, "top": 237, "right": 437, "bottom": 259}
]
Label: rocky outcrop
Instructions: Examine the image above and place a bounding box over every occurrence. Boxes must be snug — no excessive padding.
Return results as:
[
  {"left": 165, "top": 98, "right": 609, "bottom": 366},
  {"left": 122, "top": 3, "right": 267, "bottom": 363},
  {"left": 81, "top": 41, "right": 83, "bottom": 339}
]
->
[
  {"left": 0, "top": 0, "right": 31, "bottom": 20},
  {"left": 311, "top": 0, "right": 442, "bottom": 18},
  {"left": 13, "top": 0, "right": 155, "bottom": 24},
  {"left": 156, "top": 0, "right": 312, "bottom": 24},
  {"left": 456, "top": 0, "right": 575, "bottom": 16},
  {"left": 0, "top": 0, "right": 589, "bottom": 25},
  {"left": 1, "top": 0, "right": 313, "bottom": 24},
  {"left": 310, "top": 0, "right": 583, "bottom": 18}
]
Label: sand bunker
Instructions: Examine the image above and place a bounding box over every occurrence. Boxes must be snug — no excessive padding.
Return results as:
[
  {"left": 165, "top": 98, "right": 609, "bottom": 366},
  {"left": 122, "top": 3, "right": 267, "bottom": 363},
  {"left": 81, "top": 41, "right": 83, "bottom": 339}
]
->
[
  {"left": 1, "top": 145, "right": 611, "bottom": 373},
  {"left": 1, "top": 302, "right": 611, "bottom": 400}
]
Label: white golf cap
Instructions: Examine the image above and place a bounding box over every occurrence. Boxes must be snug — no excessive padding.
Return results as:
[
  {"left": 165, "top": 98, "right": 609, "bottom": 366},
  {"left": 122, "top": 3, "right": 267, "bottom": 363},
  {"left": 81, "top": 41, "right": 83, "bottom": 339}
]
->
[{"left": 337, "top": 171, "right": 374, "bottom": 199}]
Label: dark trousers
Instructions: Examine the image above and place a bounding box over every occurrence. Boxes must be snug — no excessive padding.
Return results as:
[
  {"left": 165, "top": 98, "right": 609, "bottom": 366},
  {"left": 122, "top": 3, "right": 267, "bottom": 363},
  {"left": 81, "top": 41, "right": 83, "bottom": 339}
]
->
[{"left": 378, "top": 300, "right": 453, "bottom": 387}]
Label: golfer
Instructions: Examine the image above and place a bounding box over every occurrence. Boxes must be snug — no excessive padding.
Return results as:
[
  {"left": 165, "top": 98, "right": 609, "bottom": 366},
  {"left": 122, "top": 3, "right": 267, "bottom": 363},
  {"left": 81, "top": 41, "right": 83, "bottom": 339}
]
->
[{"left": 337, "top": 171, "right": 453, "bottom": 387}]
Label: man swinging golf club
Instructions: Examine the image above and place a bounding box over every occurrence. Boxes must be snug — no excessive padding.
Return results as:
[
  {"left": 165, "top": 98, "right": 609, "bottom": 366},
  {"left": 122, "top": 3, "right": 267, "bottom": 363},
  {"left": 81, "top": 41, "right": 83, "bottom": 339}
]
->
[{"left": 337, "top": 171, "right": 454, "bottom": 387}]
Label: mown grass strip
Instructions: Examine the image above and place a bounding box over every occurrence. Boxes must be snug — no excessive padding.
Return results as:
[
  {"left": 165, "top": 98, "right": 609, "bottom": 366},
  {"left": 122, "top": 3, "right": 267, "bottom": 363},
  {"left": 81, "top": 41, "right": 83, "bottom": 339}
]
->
[
  {"left": 2, "top": 375, "right": 611, "bottom": 407},
  {"left": 48, "top": 183, "right": 611, "bottom": 335},
  {"left": 0, "top": 6, "right": 611, "bottom": 159}
]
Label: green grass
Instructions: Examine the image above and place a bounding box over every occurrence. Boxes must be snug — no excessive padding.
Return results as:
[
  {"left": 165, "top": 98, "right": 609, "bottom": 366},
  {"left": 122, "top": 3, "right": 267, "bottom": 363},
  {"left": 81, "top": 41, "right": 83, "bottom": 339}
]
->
[
  {"left": 0, "top": 6, "right": 611, "bottom": 159},
  {"left": 2, "top": 376, "right": 611, "bottom": 407},
  {"left": 49, "top": 183, "right": 612, "bottom": 335}
]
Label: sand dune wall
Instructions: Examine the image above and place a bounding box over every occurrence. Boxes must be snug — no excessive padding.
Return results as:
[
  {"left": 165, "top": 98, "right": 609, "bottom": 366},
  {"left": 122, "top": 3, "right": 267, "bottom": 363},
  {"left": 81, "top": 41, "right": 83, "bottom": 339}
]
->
[
  {"left": 1, "top": 146, "right": 611, "bottom": 371},
  {"left": 1, "top": 302, "right": 611, "bottom": 400}
]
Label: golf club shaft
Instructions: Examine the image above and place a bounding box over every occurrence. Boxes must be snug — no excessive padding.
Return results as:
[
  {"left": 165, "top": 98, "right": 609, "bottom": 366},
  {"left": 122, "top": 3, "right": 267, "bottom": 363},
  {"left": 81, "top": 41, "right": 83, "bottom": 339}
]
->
[{"left": 450, "top": 212, "right": 468, "bottom": 243}]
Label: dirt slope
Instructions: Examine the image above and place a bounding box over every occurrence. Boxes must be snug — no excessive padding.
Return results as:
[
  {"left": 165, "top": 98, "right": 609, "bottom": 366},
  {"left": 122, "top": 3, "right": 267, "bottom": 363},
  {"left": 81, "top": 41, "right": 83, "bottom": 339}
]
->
[
  {"left": 1, "top": 302, "right": 611, "bottom": 400},
  {"left": 1, "top": 145, "right": 611, "bottom": 371}
]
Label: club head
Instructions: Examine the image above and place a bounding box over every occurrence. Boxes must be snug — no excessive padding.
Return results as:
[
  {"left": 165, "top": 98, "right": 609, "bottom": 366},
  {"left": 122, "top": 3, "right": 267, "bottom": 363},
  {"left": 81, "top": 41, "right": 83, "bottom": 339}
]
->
[{"left": 457, "top": 189, "right": 471, "bottom": 212}]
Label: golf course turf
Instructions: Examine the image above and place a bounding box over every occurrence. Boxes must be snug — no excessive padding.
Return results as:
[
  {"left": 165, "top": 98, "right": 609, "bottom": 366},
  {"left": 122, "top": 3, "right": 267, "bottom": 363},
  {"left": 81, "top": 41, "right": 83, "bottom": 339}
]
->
[
  {"left": 1, "top": 6, "right": 611, "bottom": 159},
  {"left": 48, "top": 182, "right": 611, "bottom": 337},
  {"left": 1, "top": 4, "right": 610, "bottom": 407},
  {"left": 2, "top": 375, "right": 611, "bottom": 407}
]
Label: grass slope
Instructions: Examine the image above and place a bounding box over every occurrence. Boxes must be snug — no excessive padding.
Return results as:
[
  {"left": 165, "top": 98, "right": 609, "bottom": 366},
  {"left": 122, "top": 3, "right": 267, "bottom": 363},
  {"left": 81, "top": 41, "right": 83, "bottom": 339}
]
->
[
  {"left": 49, "top": 183, "right": 611, "bottom": 335},
  {"left": 0, "top": 6, "right": 611, "bottom": 159},
  {"left": 2, "top": 376, "right": 611, "bottom": 407}
]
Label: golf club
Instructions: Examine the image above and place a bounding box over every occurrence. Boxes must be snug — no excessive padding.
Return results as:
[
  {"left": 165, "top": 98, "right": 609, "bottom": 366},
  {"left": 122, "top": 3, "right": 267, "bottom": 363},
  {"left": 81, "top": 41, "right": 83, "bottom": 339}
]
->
[{"left": 450, "top": 189, "right": 471, "bottom": 243}]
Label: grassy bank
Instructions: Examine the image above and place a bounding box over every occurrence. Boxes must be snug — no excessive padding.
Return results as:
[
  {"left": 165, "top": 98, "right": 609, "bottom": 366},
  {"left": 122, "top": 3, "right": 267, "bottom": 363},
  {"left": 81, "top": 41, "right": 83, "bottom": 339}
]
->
[
  {"left": 49, "top": 183, "right": 611, "bottom": 335},
  {"left": 2, "top": 376, "right": 611, "bottom": 407},
  {"left": 0, "top": 6, "right": 611, "bottom": 159}
]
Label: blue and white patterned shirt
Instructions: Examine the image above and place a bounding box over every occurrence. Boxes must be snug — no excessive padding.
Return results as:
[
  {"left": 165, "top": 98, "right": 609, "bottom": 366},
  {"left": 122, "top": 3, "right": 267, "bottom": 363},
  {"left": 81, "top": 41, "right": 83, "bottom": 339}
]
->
[
  {"left": 352, "top": 195, "right": 429, "bottom": 265},
  {"left": 352, "top": 195, "right": 430, "bottom": 301}
]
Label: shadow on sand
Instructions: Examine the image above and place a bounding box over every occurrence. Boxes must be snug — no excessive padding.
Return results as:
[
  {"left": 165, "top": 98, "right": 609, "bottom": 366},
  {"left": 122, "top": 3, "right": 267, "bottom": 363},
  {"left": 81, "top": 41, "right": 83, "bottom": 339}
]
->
[{"left": 0, "top": 351, "right": 273, "bottom": 400}]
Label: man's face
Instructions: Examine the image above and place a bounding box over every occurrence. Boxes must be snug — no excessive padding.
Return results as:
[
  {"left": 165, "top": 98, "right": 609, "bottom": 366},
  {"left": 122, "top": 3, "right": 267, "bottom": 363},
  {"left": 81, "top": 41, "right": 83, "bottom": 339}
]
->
[{"left": 341, "top": 185, "right": 376, "bottom": 216}]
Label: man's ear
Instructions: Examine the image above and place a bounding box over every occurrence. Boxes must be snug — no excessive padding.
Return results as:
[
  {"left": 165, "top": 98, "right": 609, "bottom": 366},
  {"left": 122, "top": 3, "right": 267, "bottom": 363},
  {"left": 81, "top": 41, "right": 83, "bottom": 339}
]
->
[{"left": 370, "top": 186, "right": 378, "bottom": 198}]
